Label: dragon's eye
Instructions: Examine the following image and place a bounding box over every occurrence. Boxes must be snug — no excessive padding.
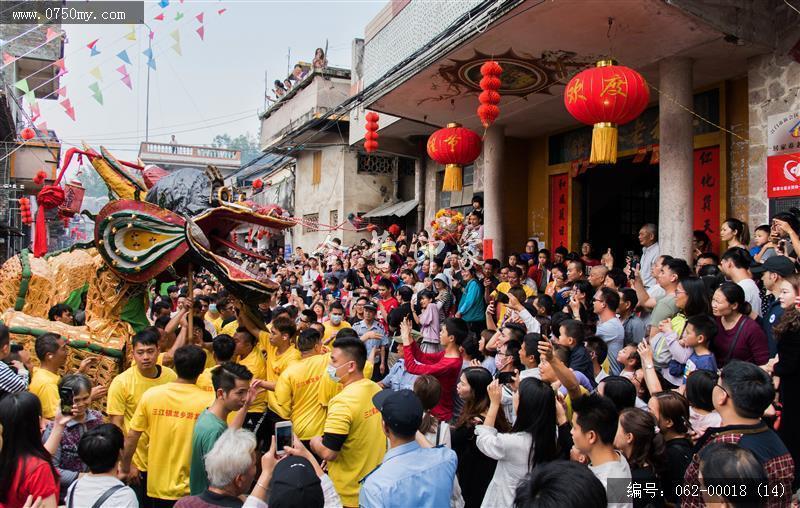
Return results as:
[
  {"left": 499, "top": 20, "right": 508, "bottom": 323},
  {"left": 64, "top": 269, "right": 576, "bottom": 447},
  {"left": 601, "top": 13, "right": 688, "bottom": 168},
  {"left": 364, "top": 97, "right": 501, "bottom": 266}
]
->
[{"left": 217, "top": 187, "right": 232, "bottom": 203}]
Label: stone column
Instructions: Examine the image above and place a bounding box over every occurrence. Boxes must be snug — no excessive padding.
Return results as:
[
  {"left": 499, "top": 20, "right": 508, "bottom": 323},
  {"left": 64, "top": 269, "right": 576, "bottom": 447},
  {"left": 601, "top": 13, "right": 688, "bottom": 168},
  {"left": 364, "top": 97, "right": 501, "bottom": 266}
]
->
[
  {"left": 658, "top": 57, "right": 694, "bottom": 260},
  {"left": 414, "top": 157, "right": 425, "bottom": 231},
  {"left": 483, "top": 124, "right": 505, "bottom": 260}
]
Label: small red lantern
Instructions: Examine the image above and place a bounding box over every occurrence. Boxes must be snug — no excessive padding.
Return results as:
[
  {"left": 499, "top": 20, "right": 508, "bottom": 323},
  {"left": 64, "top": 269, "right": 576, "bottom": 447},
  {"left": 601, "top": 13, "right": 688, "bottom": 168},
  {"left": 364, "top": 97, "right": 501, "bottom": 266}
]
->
[
  {"left": 427, "top": 122, "right": 482, "bottom": 192},
  {"left": 564, "top": 60, "right": 649, "bottom": 164},
  {"left": 18, "top": 197, "right": 32, "bottom": 225},
  {"left": 364, "top": 111, "right": 379, "bottom": 153},
  {"left": 478, "top": 61, "right": 502, "bottom": 128},
  {"left": 252, "top": 178, "right": 263, "bottom": 191},
  {"left": 33, "top": 170, "right": 47, "bottom": 186},
  {"left": 20, "top": 127, "right": 35, "bottom": 140}
]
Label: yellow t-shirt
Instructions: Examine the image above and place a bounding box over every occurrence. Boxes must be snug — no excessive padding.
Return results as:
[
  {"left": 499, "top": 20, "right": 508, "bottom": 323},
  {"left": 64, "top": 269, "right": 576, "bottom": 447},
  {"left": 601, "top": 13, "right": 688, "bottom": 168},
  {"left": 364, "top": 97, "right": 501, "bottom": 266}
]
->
[
  {"left": 212, "top": 317, "right": 238, "bottom": 337},
  {"left": 129, "top": 382, "right": 214, "bottom": 500},
  {"left": 274, "top": 354, "right": 329, "bottom": 439},
  {"left": 493, "top": 281, "right": 535, "bottom": 299},
  {"left": 107, "top": 365, "right": 177, "bottom": 471},
  {"left": 195, "top": 365, "right": 217, "bottom": 394},
  {"left": 29, "top": 368, "right": 60, "bottom": 419},
  {"left": 564, "top": 386, "right": 590, "bottom": 423},
  {"left": 323, "top": 378, "right": 386, "bottom": 506},
  {"left": 322, "top": 321, "right": 352, "bottom": 345},
  {"left": 237, "top": 347, "right": 268, "bottom": 413},
  {"left": 258, "top": 331, "right": 301, "bottom": 413}
]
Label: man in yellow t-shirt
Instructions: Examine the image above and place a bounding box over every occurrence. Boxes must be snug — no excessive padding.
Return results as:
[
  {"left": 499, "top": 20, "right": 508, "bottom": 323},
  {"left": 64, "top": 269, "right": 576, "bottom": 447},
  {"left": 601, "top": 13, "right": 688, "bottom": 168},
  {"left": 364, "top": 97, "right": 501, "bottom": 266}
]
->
[
  {"left": 107, "top": 329, "right": 177, "bottom": 503},
  {"left": 491, "top": 265, "right": 535, "bottom": 299},
  {"left": 29, "top": 333, "right": 96, "bottom": 419},
  {"left": 120, "top": 344, "right": 214, "bottom": 502},
  {"left": 211, "top": 298, "right": 238, "bottom": 336},
  {"left": 233, "top": 327, "right": 269, "bottom": 434},
  {"left": 196, "top": 335, "right": 236, "bottom": 393},
  {"left": 238, "top": 311, "right": 301, "bottom": 444},
  {"left": 322, "top": 301, "right": 351, "bottom": 345},
  {"left": 310, "top": 336, "right": 386, "bottom": 507},
  {"left": 274, "top": 328, "right": 331, "bottom": 442}
]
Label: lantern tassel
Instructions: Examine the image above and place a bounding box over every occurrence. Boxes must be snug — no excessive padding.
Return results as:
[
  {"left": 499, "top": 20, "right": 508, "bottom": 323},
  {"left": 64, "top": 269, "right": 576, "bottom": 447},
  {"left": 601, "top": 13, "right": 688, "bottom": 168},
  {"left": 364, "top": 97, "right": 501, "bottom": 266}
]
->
[
  {"left": 442, "top": 164, "right": 463, "bottom": 192},
  {"left": 590, "top": 122, "right": 618, "bottom": 164}
]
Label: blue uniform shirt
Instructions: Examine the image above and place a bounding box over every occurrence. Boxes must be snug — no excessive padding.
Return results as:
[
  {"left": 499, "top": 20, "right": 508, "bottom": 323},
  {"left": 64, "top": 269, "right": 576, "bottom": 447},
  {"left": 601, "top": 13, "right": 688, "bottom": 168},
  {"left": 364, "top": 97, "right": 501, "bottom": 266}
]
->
[
  {"left": 380, "top": 359, "right": 417, "bottom": 391},
  {"left": 352, "top": 319, "right": 389, "bottom": 356},
  {"left": 359, "top": 441, "right": 457, "bottom": 508}
]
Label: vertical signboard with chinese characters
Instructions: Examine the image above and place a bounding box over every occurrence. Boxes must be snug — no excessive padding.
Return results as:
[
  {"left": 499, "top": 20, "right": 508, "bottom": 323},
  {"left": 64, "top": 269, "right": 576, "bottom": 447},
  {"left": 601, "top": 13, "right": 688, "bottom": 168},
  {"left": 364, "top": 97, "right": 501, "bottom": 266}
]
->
[
  {"left": 549, "top": 173, "right": 569, "bottom": 250},
  {"left": 766, "top": 112, "right": 800, "bottom": 199},
  {"left": 693, "top": 147, "right": 720, "bottom": 253}
]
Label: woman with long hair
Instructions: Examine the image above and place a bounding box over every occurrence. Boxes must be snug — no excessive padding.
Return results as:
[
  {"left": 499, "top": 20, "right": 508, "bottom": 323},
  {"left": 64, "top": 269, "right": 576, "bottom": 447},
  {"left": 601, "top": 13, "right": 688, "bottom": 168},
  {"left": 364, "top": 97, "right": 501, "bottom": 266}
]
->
[
  {"left": 770, "top": 272, "right": 800, "bottom": 488},
  {"left": 711, "top": 282, "right": 769, "bottom": 366},
  {"left": 614, "top": 408, "right": 666, "bottom": 508},
  {"left": 457, "top": 266, "right": 486, "bottom": 337},
  {"left": 477, "top": 377, "right": 559, "bottom": 507},
  {"left": 720, "top": 218, "right": 750, "bottom": 249},
  {"left": 648, "top": 391, "right": 692, "bottom": 506},
  {"left": 0, "top": 392, "right": 59, "bottom": 508},
  {"left": 451, "top": 367, "right": 509, "bottom": 508}
]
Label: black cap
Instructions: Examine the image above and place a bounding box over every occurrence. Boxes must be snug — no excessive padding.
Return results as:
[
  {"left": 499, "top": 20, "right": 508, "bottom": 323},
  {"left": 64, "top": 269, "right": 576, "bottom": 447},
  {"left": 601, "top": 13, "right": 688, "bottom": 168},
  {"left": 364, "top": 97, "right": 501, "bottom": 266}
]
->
[
  {"left": 267, "top": 456, "right": 323, "bottom": 508},
  {"left": 751, "top": 256, "right": 795, "bottom": 277},
  {"left": 363, "top": 302, "right": 378, "bottom": 312},
  {"left": 372, "top": 389, "right": 423, "bottom": 437}
]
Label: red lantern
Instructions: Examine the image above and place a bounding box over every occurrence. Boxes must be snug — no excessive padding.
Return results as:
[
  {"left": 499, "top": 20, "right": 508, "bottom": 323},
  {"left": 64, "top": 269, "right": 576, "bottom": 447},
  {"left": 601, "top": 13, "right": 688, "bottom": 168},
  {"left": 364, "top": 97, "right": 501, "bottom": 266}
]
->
[
  {"left": 364, "top": 111, "right": 379, "bottom": 153},
  {"left": 427, "top": 122, "right": 482, "bottom": 192},
  {"left": 564, "top": 60, "right": 649, "bottom": 164},
  {"left": 18, "top": 197, "right": 32, "bottom": 225},
  {"left": 20, "top": 127, "right": 35, "bottom": 140},
  {"left": 34, "top": 184, "right": 65, "bottom": 257},
  {"left": 33, "top": 170, "right": 47, "bottom": 186},
  {"left": 252, "top": 178, "right": 263, "bottom": 191},
  {"left": 478, "top": 61, "right": 502, "bottom": 128}
]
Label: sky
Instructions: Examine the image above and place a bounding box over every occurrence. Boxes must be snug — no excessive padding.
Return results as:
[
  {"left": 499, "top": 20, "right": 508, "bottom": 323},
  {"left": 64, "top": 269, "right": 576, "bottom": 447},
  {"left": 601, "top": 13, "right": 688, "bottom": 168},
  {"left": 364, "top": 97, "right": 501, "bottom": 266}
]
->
[{"left": 38, "top": 0, "right": 385, "bottom": 165}]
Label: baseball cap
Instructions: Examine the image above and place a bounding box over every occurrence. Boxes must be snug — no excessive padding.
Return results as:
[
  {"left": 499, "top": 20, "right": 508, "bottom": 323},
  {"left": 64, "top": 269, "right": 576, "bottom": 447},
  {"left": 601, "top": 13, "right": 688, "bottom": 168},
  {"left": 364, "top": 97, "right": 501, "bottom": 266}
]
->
[
  {"left": 751, "top": 256, "right": 795, "bottom": 277},
  {"left": 267, "top": 456, "right": 323, "bottom": 508},
  {"left": 372, "top": 389, "right": 423, "bottom": 437},
  {"left": 363, "top": 302, "right": 378, "bottom": 312}
]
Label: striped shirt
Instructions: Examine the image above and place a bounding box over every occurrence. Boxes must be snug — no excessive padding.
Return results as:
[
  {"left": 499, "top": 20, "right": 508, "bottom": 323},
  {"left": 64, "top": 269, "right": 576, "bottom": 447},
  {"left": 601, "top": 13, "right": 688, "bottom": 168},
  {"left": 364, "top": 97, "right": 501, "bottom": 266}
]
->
[{"left": 0, "top": 360, "right": 27, "bottom": 395}]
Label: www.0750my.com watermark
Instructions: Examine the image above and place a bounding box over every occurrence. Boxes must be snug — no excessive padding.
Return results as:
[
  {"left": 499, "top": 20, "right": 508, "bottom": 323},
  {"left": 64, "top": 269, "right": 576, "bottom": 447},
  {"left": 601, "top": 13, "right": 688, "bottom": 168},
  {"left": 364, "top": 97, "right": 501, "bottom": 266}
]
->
[{"left": 0, "top": 1, "right": 144, "bottom": 24}]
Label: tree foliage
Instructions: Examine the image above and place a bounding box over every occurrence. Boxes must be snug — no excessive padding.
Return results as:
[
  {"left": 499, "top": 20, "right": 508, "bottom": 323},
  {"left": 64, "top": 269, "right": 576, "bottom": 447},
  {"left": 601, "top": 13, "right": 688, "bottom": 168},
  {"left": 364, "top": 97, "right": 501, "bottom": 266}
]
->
[{"left": 212, "top": 132, "right": 260, "bottom": 164}]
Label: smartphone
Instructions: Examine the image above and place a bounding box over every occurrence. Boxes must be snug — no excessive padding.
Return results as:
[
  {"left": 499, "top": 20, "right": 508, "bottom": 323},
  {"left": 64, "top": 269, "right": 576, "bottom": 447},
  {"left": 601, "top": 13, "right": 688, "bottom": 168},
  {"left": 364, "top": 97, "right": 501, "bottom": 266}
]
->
[
  {"left": 275, "top": 421, "right": 293, "bottom": 456},
  {"left": 291, "top": 288, "right": 298, "bottom": 297},
  {"left": 59, "top": 386, "right": 74, "bottom": 416},
  {"left": 497, "top": 371, "right": 515, "bottom": 385}
]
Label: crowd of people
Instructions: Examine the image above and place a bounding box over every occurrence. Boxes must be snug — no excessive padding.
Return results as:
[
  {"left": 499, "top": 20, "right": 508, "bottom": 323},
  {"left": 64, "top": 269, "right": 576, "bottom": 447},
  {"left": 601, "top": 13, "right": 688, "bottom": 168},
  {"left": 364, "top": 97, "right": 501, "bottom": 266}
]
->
[{"left": 1, "top": 203, "right": 799, "bottom": 508}]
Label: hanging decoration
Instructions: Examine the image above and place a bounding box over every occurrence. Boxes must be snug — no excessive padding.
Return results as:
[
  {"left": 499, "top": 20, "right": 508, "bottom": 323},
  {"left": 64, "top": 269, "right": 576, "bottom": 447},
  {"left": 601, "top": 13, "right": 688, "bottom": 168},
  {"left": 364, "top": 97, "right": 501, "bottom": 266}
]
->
[
  {"left": 34, "top": 183, "right": 65, "bottom": 257},
  {"left": 427, "top": 122, "right": 482, "bottom": 192},
  {"left": 364, "top": 111, "right": 379, "bottom": 153},
  {"left": 59, "top": 180, "right": 85, "bottom": 219},
  {"left": 20, "top": 127, "right": 35, "bottom": 140},
  {"left": 563, "top": 60, "right": 649, "bottom": 164},
  {"left": 18, "top": 197, "right": 32, "bottom": 225},
  {"left": 87, "top": 39, "right": 100, "bottom": 57},
  {"left": 252, "top": 178, "right": 263, "bottom": 191},
  {"left": 33, "top": 170, "right": 47, "bottom": 185},
  {"left": 477, "top": 60, "right": 502, "bottom": 128},
  {"left": 116, "top": 50, "right": 131, "bottom": 65}
]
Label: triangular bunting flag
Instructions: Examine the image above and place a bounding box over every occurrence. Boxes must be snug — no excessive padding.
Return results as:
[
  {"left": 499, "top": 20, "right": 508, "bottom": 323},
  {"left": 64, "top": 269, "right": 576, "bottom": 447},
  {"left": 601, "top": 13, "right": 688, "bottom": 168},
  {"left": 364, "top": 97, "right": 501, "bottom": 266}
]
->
[
  {"left": 218, "top": 8, "right": 226, "bottom": 15},
  {"left": 149, "top": 30, "right": 155, "bottom": 40},
  {"left": 170, "top": 29, "right": 180, "bottom": 42},
  {"left": 3, "top": 52, "right": 16, "bottom": 65},
  {"left": 196, "top": 25, "right": 204, "bottom": 40},
  {"left": 175, "top": 12, "right": 184, "bottom": 20},
  {"left": 45, "top": 27, "right": 59, "bottom": 41},
  {"left": 89, "top": 85, "right": 103, "bottom": 105},
  {"left": 154, "top": 13, "right": 164, "bottom": 21},
  {"left": 146, "top": 58, "right": 157, "bottom": 70},
  {"left": 116, "top": 65, "right": 128, "bottom": 75},
  {"left": 24, "top": 91, "right": 35, "bottom": 104},
  {"left": 121, "top": 74, "right": 132, "bottom": 90},
  {"left": 89, "top": 66, "right": 102, "bottom": 81},
  {"left": 55, "top": 86, "right": 67, "bottom": 98},
  {"left": 54, "top": 58, "right": 65, "bottom": 72},
  {"left": 171, "top": 42, "right": 181, "bottom": 56},
  {"left": 90, "top": 46, "right": 100, "bottom": 57},
  {"left": 14, "top": 79, "right": 29, "bottom": 93},
  {"left": 195, "top": 12, "right": 204, "bottom": 23},
  {"left": 88, "top": 82, "right": 101, "bottom": 94},
  {"left": 158, "top": 0, "right": 169, "bottom": 7},
  {"left": 87, "top": 39, "right": 99, "bottom": 49},
  {"left": 117, "top": 50, "right": 131, "bottom": 65},
  {"left": 142, "top": 48, "right": 153, "bottom": 59},
  {"left": 60, "top": 98, "right": 71, "bottom": 109},
  {"left": 125, "top": 27, "right": 136, "bottom": 41},
  {"left": 35, "top": 122, "right": 47, "bottom": 133},
  {"left": 30, "top": 103, "right": 40, "bottom": 121},
  {"left": 64, "top": 107, "right": 76, "bottom": 121}
]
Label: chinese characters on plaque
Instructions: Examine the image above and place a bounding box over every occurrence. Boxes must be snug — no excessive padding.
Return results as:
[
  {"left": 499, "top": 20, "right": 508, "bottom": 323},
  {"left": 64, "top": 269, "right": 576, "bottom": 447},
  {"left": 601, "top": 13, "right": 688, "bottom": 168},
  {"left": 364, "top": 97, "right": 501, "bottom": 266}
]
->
[
  {"left": 693, "top": 147, "right": 720, "bottom": 253},
  {"left": 549, "top": 173, "right": 569, "bottom": 249}
]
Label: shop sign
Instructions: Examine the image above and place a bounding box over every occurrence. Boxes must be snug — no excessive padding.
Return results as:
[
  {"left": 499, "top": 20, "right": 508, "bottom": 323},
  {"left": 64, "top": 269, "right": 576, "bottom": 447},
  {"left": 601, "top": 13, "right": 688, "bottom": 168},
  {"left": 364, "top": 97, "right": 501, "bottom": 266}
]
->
[
  {"left": 693, "top": 147, "right": 721, "bottom": 253},
  {"left": 549, "top": 173, "right": 569, "bottom": 249},
  {"left": 767, "top": 152, "right": 800, "bottom": 198},
  {"left": 768, "top": 111, "right": 800, "bottom": 156}
]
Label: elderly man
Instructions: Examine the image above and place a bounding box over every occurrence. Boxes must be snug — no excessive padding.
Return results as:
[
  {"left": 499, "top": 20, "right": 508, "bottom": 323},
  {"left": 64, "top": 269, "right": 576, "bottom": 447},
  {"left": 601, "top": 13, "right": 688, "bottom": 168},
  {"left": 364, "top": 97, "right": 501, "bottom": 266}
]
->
[{"left": 638, "top": 223, "right": 660, "bottom": 290}]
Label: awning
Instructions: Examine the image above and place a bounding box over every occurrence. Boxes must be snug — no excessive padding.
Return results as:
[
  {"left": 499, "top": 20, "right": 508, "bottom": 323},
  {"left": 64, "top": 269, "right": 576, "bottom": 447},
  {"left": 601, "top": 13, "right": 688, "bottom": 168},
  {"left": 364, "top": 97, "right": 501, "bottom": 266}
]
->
[{"left": 362, "top": 199, "right": 418, "bottom": 218}]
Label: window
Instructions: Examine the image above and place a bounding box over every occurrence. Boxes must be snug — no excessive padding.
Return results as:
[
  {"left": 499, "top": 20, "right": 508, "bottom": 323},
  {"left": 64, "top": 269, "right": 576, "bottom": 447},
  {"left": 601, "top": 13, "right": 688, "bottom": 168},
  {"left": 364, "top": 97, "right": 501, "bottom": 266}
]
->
[
  {"left": 358, "top": 152, "right": 395, "bottom": 175},
  {"left": 329, "top": 209, "right": 338, "bottom": 228},
  {"left": 312, "top": 152, "right": 322, "bottom": 185},
  {"left": 303, "top": 213, "right": 319, "bottom": 233},
  {"left": 463, "top": 164, "right": 474, "bottom": 187}
]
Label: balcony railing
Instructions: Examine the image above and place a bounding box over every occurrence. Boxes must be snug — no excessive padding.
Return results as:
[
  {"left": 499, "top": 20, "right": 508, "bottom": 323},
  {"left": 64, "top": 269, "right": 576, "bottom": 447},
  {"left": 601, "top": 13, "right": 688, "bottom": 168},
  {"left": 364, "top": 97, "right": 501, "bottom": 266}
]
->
[{"left": 139, "top": 142, "right": 241, "bottom": 162}]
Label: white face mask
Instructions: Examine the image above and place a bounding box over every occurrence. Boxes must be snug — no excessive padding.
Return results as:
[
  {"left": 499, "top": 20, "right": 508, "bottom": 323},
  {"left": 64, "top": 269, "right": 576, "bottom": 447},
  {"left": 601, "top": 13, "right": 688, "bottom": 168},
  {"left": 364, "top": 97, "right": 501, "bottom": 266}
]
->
[{"left": 330, "top": 315, "right": 343, "bottom": 325}]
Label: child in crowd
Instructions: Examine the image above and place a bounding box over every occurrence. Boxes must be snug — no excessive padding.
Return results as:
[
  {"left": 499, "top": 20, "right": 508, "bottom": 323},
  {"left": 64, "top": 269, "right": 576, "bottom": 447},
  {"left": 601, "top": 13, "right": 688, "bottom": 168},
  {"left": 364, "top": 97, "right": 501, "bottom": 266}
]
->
[
  {"left": 751, "top": 224, "right": 775, "bottom": 262},
  {"left": 555, "top": 319, "right": 595, "bottom": 385},
  {"left": 413, "top": 289, "right": 441, "bottom": 353},
  {"left": 685, "top": 370, "right": 721, "bottom": 442},
  {"left": 615, "top": 345, "right": 641, "bottom": 382},
  {"left": 680, "top": 314, "right": 718, "bottom": 383},
  {"left": 585, "top": 336, "right": 609, "bottom": 385},
  {"left": 518, "top": 333, "right": 541, "bottom": 380}
]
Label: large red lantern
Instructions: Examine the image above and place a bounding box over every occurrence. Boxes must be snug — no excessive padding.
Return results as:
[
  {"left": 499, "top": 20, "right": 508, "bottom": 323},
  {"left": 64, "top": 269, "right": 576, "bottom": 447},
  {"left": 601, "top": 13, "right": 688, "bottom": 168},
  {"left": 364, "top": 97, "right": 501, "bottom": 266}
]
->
[
  {"left": 478, "top": 61, "right": 502, "bottom": 128},
  {"left": 427, "top": 122, "right": 482, "bottom": 192},
  {"left": 20, "top": 127, "right": 35, "bottom": 140},
  {"left": 252, "top": 178, "right": 263, "bottom": 191},
  {"left": 364, "top": 111, "right": 379, "bottom": 153},
  {"left": 564, "top": 60, "right": 649, "bottom": 164}
]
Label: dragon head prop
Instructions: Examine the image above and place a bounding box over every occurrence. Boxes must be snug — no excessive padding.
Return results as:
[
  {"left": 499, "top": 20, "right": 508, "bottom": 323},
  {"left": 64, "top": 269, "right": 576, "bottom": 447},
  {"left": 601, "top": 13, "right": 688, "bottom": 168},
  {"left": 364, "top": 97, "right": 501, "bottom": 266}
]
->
[{"left": 88, "top": 146, "right": 293, "bottom": 304}]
